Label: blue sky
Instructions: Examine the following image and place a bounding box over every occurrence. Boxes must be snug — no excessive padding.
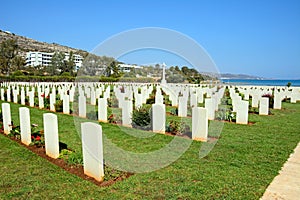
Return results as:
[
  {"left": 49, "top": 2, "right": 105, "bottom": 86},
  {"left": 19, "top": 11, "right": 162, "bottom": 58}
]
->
[{"left": 1, "top": 0, "right": 300, "bottom": 79}]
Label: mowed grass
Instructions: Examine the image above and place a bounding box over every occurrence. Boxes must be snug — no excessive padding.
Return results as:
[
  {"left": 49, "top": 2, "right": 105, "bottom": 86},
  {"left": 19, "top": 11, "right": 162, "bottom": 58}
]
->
[{"left": 0, "top": 100, "right": 300, "bottom": 199}]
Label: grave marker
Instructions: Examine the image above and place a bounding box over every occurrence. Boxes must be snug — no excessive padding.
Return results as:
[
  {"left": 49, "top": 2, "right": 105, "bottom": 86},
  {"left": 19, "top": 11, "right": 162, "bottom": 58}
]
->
[
  {"left": 152, "top": 104, "right": 166, "bottom": 133},
  {"left": 2, "top": 103, "right": 12, "bottom": 134},
  {"left": 81, "top": 122, "right": 104, "bottom": 182},
  {"left": 43, "top": 113, "right": 59, "bottom": 159},
  {"left": 192, "top": 107, "right": 208, "bottom": 141},
  {"left": 19, "top": 107, "right": 31, "bottom": 145}
]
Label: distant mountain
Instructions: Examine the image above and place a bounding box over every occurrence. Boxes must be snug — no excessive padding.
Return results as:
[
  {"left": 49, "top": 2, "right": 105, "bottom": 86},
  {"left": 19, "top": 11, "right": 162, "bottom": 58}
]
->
[
  {"left": 0, "top": 29, "right": 88, "bottom": 58},
  {"left": 220, "top": 73, "right": 265, "bottom": 80}
]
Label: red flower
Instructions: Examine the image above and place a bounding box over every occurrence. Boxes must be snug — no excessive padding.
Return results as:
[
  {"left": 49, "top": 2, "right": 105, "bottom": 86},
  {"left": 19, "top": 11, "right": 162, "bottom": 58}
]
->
[
  {"left": 31, "top": 136, "right": 34, "bottom": 139},
  {"left": 36, "top": 136, "right": 41, "bottom": 141},
  {"left": 41, "top": 94, "right": 45, "bottom": 98}
]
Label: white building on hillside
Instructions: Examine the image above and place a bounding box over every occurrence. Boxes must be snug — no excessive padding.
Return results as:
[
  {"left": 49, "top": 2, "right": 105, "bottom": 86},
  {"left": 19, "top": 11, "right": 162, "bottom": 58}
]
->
[
  {"left": 118, "top": 63, "right": 141, "bottom": 72},
  {"left": 25, "top": 51, "right": 83, "bottom": 70}
]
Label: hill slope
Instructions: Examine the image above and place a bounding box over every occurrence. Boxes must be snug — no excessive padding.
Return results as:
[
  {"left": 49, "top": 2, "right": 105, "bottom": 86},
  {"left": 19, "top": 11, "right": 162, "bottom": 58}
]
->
[{"left": 0, "top": 29, "right": 88, "bottom": 58}]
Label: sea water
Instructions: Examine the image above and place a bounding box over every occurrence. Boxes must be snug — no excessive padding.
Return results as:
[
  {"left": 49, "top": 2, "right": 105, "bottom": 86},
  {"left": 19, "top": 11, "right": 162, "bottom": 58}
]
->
[{"left": 221, "top": 79, "right": 300, "bottom": 86}]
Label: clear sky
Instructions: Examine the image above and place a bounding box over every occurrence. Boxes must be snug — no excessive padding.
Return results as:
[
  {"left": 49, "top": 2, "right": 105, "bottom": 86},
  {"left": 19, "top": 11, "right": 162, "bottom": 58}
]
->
[{"left": 1, "top": 0, "right": 300, "bottom": 79}]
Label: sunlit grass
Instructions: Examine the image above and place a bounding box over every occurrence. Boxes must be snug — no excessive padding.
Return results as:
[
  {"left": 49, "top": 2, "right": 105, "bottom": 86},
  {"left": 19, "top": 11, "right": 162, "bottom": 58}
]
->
[{"left": 0, "top": 100, "right": 299, "bottom": 199}]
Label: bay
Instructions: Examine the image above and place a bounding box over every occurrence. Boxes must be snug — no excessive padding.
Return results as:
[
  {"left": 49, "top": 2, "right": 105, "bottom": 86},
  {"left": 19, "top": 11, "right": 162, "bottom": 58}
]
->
[{"left": 221, "top": 79, "right": 300, "bottom": 86}]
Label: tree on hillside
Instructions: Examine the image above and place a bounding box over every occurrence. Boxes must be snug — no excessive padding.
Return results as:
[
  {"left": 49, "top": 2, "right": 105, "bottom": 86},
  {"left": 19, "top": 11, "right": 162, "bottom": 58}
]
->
[
  {"left": 79, "top": 54, "right": 116, "bottom": 76},
  {"left": 11, "top": 55, "right": 25, "bottom": 71},
  {"left": 104, "top": 61, "right": 122, "bottom": 78},
  {"left": 0, "top": 39, "right": 23, "bottom": 74},
  {"left": 47, "top": 52, "right": 65, "bottom": 75},
  {"left": 64, "top": 51, "right": 75, "bottom": 75}
]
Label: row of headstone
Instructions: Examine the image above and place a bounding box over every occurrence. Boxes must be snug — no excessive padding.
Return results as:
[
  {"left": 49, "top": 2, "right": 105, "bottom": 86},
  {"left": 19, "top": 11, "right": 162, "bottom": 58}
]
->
[{"left": 1, "top": 102, "right": 104, "bottom": 182}]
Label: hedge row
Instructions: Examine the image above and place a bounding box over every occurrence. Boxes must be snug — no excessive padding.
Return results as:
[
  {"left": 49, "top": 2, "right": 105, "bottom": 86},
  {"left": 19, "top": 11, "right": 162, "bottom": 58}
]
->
[{"left": 0, "top": 75, "right": 155, "bottom": 83}]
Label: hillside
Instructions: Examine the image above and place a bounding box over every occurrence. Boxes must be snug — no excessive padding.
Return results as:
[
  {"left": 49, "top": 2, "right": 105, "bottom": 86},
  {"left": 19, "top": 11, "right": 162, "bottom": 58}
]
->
[
  {"left": 221, "top": 73, "right": 265, "bottom": 80},
  {"left": 0, "top": 29, "right": 88, "bottom": 58}
]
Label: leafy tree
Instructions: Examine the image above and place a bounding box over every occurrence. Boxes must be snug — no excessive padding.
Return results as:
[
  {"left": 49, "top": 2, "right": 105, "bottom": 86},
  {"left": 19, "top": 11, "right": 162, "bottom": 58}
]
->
[
  {"left": 0, "top": 39, "right": 21, "bottom": 75},
  {"left": 105, "top": 61, "right": 122, "bottom": 78},
  {"left": 48, "top": 52, "right": 65, "bottom": 75},
  {"left": 11, "top": 55, "right": 25, "bottom": 70},
  {"left": 181, "top": 66, "right": 189, "bottom": 75},
  {"left": 79, "top": 54, "right": 115, "bottom": 76},
  {"left": 64, "top": 51, "right": 75, "bottom": 75}
]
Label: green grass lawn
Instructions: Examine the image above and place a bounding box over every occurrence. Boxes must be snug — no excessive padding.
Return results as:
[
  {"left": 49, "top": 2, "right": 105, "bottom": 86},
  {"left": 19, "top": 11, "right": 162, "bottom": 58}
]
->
[{"left": 0, "top": 100, "right": 300, "bottom": 199}]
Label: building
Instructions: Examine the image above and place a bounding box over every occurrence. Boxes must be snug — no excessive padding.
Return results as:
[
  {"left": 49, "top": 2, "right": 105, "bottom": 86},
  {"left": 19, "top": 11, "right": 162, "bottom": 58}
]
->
[
  {"left": 25, "top": 51, "right": 83, "bottom": 70},
  {"left": 118, "top": 63, "right": 141, "bottom": 72}
]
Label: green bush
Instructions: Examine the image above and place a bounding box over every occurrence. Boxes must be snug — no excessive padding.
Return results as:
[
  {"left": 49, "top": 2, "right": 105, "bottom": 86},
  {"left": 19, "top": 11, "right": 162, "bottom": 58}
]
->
[
  {"left": 11, "top": 70, "right": 24, "bottom": 76},
  {"left": 107, "top": 97, "right": 119, "bottom": 108},
  {"left": 87, "top": 111, "right": 98, "bottom": 120},
  {"left": 170, "top": 107, "right": 178, "bottom": 115},
  {"left": 54, "top": 100, "right": 63, "bottom": 112},
  {"left": 131, "top": 105, "right": 151, "bottom": 130},
  {"left": 166, "top": 120, "right": 190, "bottom": 135}
]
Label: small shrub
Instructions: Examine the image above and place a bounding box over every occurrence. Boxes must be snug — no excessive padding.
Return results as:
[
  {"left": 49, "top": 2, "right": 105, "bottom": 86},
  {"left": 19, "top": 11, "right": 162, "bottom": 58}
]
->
[
  {"left": 170, "top": 107, "right": 178, "bottom": 116},
  {"left": 108, "top": 114, "right": 121, "bottom": 124},
  {"left": 131, "top": 106, "right": 151, "bottom": 130},
  {"left": 166, "top": 120, "right": 190, "bottom": 135},
  {"left": 8, "top": 125, "right": 21, "bottom": 139},
  {"left": 54, "top": 100, "right": 63, "bottom": 112},
  {"left": 107, "top": 97, "right": 119, "bottom": 108},
  {"left": 215, "top": 108, "right": 236, "bottom": 122},
  {"left": 30, "top": 124, "right": 45, "bottom": 148},
  {"left": 44, "top": 96, "right": 50, "bottom": 109},
  {"left": 87, "top": 111, "right": 98, "bottom": 120}
]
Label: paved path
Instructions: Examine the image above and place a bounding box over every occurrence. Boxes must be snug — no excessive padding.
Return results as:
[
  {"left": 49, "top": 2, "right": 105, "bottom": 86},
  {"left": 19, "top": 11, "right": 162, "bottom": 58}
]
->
[{"left": 261, "top": 142, "right": 300, "bottom": 200}]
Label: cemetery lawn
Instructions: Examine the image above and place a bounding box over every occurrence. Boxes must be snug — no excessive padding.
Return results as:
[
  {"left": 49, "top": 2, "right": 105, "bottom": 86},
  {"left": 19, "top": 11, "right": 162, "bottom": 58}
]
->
[{"left": 0, "top": 101, "right": 300, "bottom": 199}]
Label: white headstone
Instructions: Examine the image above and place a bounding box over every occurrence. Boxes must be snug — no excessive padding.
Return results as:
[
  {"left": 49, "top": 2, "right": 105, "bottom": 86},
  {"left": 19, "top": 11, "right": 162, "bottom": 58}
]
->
[
  {"left": 178, "top": 96, "right": 187, "bottom": 117},
  {"left": 98, "top": 98, "right": 107, "bottom": 122},
  {"left": 192, "top": 107, "right": 208, "bottom": 141},
  {"left": 197, "top": 91, "right": 204, "bottom": 104},
  {"left": 273, "top": 93, "right": 283, "bottom": 109},
  {"left": 20, "top": 88, "right": 25, "bottom": 105},
  {"left": 155, "top": 90, "right": 164, "bottom": 104},
  {"left": 39, "top": 94, "right": 44, "bottom": 109},
  {"left": 90, "top": 90, "right": 96, "bottom": 105},
  {"left": 2, "top": 103, "right": 12, "bottom": 134},
  {"left": 7, "top": 88, "right": 11, "bottom": 102},
  {"left": 63, "top": 94, "right": 70, "bottom": 114},
  {"left": 19, "top": 107, "right": 31, "bottom": 145},
  {"left": 251, "top": 94, "right": 259, "bottom": 108},
  {"left": 259, "top": 97, "right": 269, "bottom": 115},
  {"left": 50, "top": 93, "right": 56, "bottom": 111},
  {"left": 79, "top": 95, "right": 86, "bottom": 118},
  {"left": 29, "top": 91, "right": 34, "bottom": 107},
  {"left": 236, "top": 100, "right": 249, "bottom": 124},
  {"left": 152, "top": 104, "right": 166, "bottom": 133},
  {"left": 122, "top": 100, "right": 132, "bottom": 127},
  {"left": 135, "top": 93, "right": 143, "bottom": 109},
  {"left": 190, "top": 93, "right": 197, "bottom": 108},
  {"left": 81, "top": 122, "right": 104, "bottom": 182},
  {"left": 0, "top": 88, "right": 4, "bottom": 101},
  {"left": 43, "top": 113, "right": 59, "bottom": 159},
  {"left": 205, "top": 98, "right": 215, "bottom": 120},
  {"left": 13, "top": 90, "right": 18, "bottom": 103}
]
